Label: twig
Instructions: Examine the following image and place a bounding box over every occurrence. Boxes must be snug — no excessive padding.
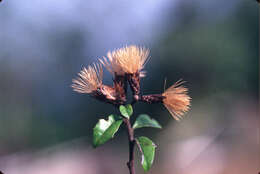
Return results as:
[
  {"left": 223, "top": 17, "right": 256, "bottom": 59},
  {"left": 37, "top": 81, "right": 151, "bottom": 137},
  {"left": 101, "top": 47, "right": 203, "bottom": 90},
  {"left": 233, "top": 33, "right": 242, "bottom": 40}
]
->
[{"left": 123, "top": 118, "right": 136, "bottom": 174}]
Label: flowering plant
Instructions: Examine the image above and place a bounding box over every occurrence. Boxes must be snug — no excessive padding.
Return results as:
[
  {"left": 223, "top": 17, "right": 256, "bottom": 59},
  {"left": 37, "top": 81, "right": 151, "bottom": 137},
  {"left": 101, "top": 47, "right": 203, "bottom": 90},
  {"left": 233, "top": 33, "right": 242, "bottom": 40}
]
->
[{"left": 72, "top": 45, "right": 191, "bottom": 174}]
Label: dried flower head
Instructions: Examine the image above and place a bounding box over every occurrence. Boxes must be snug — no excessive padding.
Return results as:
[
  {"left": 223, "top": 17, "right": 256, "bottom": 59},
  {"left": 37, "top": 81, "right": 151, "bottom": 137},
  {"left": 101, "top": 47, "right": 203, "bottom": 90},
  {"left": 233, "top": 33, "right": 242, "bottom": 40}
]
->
[
  {"left": 100, "top": 45, "right": 149, "bottom": 76},
  {"left": 162, "top": 80, "right": 191, "bottom": 121},
  {"left": 71, "top": 63, "right": 103, "bottom": 94},
  {"left": 72, "top": 63, "right": 125, "bottom": 105}
]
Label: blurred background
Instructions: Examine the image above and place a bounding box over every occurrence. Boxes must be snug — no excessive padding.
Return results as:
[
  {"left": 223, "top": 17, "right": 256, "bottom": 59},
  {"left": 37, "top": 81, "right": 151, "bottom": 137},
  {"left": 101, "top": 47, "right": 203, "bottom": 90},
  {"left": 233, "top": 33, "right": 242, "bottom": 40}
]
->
[{"left": 0, "top": 0, "right": 259, "bottom": 174}]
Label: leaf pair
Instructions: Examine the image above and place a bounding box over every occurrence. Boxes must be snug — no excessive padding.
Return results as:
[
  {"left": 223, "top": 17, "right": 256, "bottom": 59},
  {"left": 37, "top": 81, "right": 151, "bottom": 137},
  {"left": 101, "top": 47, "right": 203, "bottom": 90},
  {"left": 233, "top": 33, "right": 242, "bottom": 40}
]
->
[{"left": 119, "top": 105, "right": 162, "bottom": 130}]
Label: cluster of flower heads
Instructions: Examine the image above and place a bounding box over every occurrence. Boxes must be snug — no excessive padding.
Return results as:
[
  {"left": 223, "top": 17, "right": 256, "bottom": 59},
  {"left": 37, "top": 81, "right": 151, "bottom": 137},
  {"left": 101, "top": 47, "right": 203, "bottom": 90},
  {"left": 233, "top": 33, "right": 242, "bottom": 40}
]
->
[{"left": 72, "top": 45, "right": 191, "bottom": 120}]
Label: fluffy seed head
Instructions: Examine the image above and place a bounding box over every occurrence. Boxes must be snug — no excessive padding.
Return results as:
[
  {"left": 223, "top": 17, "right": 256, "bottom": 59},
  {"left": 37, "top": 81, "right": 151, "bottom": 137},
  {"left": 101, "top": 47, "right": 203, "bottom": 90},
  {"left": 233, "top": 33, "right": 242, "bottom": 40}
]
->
[
  {"left": 162, "top": 80, "right": 191, "bottom": 121},
  {"left": 71, "top": 63, "right": 103, "bottom": 93},
  {"left": 100, "top": 45, "right": 149, "bottom": 76}
]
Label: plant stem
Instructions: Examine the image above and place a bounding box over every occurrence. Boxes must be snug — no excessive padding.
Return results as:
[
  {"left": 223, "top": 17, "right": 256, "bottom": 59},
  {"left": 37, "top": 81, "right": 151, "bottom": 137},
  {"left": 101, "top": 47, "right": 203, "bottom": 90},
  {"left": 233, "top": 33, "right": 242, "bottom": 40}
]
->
[{"left": 123, "top": 118, "right": 136, "bottom": 174}]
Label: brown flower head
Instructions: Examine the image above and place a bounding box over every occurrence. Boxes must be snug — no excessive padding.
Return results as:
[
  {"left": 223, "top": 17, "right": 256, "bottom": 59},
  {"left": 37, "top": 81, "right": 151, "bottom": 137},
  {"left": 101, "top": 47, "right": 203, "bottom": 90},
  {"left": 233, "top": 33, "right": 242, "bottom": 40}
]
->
[
  {"left": 100, "top": 45, "right": 149, "bottom": 100},
  {"left": 71, "top": 63, "right": 103, "bottom": 94},
  {"left": 71, "top": 63, "right": 125, "bottom": 105},
  {"left": 162, "top": 80, "right": 191, "bottom": 121},
  {"left": 100, "top": 45, "right": 149, "bottom": 77}
]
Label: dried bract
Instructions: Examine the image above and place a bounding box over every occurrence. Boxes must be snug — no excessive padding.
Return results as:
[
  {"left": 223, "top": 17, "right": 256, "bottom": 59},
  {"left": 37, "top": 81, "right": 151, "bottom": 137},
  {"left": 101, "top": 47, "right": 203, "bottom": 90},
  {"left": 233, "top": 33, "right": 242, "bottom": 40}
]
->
[
  {"left": 92, "top": 85, "right": 122, "bottom": 105},
  {"left": 113, "top": 75, "right": 127, "bottom": 102},
  {"left": 140, "top": 94, "right": 165, "bottom": 104}
]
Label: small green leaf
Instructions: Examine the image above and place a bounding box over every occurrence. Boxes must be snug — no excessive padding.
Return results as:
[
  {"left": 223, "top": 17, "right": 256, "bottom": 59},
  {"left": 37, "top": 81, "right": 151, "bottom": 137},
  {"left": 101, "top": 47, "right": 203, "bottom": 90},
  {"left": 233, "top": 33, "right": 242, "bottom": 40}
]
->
[
  {"left": 119, "top": 104, "right": 133, "bottom": 118},
  {"left": 133, "top": 114, "right": 162, "bottom": 129},
  {"left": 137, "top": 136, "right": 156, "bottom": 172},
  {"left": 93, "top": 115, "right": 123, "bottom": 148}
]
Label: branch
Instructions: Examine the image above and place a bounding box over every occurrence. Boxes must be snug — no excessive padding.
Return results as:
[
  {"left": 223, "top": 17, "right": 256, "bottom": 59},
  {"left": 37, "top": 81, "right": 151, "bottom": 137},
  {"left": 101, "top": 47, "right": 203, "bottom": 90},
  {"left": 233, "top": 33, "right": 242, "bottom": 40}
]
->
[{"left": 123, "top": 118, "right": 136, "bottom": 174}]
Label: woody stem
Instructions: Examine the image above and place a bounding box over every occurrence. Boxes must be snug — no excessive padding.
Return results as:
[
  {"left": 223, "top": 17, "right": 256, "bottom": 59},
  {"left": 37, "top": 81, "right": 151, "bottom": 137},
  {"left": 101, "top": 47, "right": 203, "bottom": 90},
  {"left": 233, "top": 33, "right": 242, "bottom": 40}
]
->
[{"left": 123, "top": 118, "right": 136, "bottom": 174}]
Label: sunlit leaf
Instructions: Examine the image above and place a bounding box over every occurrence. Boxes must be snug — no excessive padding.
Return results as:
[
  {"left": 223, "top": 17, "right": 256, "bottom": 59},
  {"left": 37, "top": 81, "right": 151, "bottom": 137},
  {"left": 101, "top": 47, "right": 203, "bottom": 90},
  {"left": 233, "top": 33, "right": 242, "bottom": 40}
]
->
[
  {"left": 119, "top": 104, "right": 133, "bottom": 118},
  {"left": 93, "top": 115, "right": 122, "bottom": 148},
  {"left": 136, "top": 136, "right": 156, "bottom": 172},
  {"left": 133, "top": 114, "right": 162, "bottom": 129}
]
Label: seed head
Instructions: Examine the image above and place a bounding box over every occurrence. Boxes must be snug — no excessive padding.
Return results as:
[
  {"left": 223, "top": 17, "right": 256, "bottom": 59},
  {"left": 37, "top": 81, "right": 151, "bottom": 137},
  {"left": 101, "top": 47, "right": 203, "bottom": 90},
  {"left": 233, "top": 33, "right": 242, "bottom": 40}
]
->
[
  {"left": 162, "top": 80, "right": 191, "bottom": 121},
  {"left": 100, "top": 45, "right": 149, "bottom": 76},
  {"left": 71, "top": 63, "right": 103, "bottom": 94}
]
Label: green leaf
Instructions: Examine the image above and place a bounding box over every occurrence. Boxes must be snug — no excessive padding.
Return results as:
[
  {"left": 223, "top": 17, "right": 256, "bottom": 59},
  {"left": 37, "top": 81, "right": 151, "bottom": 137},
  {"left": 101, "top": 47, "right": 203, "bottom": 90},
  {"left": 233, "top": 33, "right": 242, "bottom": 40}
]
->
[
  {"left": 119, "top": 104, "right": 133, "bottom": 118},
  {"left": 136, "top": 136, "right": 156, "bottom": 172},
  {"left": 133, "top": 114, "right": 162, "bottom": 129},
  {"left": 93, "top": 115, "right": 123, "bottom": 148}
]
